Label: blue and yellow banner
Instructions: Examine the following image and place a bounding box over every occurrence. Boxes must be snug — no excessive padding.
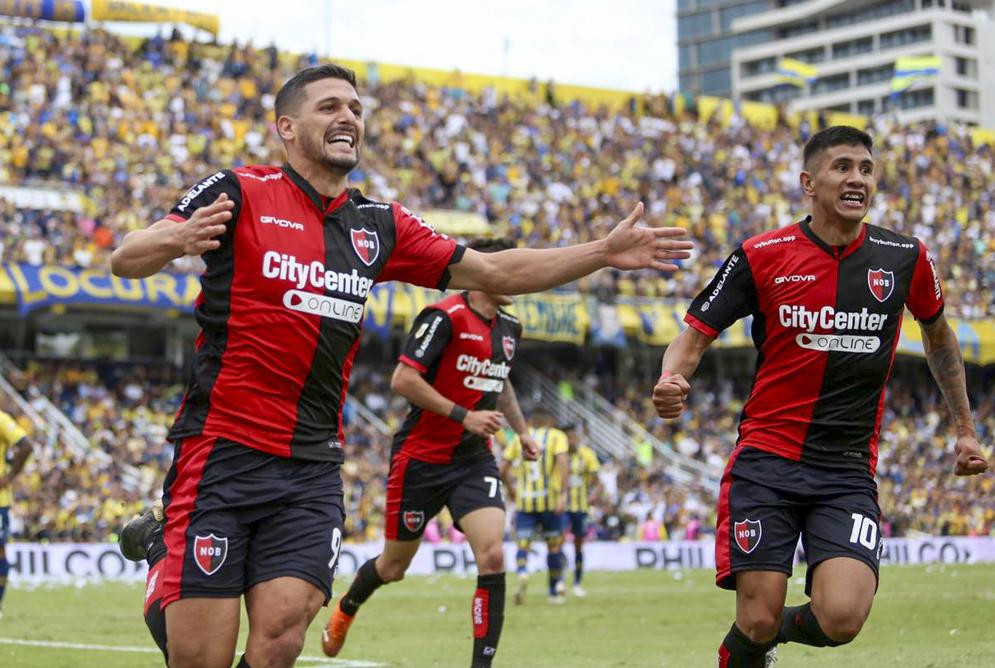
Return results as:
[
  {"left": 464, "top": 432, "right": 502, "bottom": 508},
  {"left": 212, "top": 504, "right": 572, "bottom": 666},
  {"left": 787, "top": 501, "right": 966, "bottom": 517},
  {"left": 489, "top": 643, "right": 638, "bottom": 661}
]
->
[
  {"left": 90, "top": 0, "right": 219, "bottom": 34},
  {"left": 777, "top": 58, "right": 818, "bottom": 87},
  {"left": 0, "top": 0, "right": 85, "bottom": 23},
  {"left": 891, "top": 55, "right": 941, "bottom": 94},
  {"left": 3, "top": 263, "right": 200, "bottom": 315},
  {"left": 506, "top": 293, "right": 590, "bottom": 345}
]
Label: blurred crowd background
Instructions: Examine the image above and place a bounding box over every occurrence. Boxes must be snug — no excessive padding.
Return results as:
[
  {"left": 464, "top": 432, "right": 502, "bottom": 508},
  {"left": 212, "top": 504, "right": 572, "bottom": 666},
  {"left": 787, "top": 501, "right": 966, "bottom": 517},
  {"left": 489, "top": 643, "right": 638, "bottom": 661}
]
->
[{"left": 1, "top": 24, "right": 993, "bottom": 545}]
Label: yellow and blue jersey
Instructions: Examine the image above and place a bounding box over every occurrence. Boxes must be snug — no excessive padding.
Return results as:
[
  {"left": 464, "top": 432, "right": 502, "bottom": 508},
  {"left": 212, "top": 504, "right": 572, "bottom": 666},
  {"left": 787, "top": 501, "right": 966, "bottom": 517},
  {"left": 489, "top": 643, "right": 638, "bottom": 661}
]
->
[
  {"left": 567, "top": 445, "right": 600, "bottom": 513},
  {"left": 503, "top": 427, "right": 568, "bottom": 513},
  {"left": 0, "top": 410, "right": 28, "bottom": 507}
]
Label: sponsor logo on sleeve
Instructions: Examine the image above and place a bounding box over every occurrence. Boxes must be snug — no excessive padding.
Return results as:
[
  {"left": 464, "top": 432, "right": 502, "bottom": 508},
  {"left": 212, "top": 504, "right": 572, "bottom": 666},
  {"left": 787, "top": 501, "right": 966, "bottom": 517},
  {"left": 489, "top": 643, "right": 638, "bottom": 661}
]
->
[
  {"left": 415, "top": 315, "right": 443, "bottom": 357},
  {"left": 176, "top": 172, "right": 226, "bottom": 213},
  {"left": 927, "top": 253, "right": 941, "bottom": 300},
  {"left": 350, "top": 227, "right": 381, "bottom": 266},
  {"left": 701, "top": 253, "right": 740, "bottom": 311},
  {"left": 414, "top": 322, "right": 430, "bottom": 339},
  {"left": 867, "top": 268, "right": 894, "bottom": 302},
  {"left": 733, "top": 519, "right": 762, "bottom": 554},
  {"left": 193, "top": 534, "right": 228, "bottom": 576}
]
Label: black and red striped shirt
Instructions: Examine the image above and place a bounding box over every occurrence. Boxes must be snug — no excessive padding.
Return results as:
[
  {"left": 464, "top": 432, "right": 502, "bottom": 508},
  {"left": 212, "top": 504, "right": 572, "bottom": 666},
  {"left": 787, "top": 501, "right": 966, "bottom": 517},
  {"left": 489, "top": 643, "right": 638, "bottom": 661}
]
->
[
  {"left": 685, "top": 217, "right": 944, "bottom": 474},
  {"left": 164, "top": 164, "right": 464, "bottom": 461},
  {"left": 392, "top": 292, "right": 522, "bottom": 464}
]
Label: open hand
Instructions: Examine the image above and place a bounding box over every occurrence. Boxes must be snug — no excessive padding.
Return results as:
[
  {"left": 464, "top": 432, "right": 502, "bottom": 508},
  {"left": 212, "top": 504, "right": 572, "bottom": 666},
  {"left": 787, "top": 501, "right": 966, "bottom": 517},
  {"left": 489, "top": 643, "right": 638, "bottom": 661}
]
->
[
  {"left": 603, "top": 202, "right": 693, "bottom": 272},
  {"left": 173, "top": 193, "right": 233, "bottom": 255}
]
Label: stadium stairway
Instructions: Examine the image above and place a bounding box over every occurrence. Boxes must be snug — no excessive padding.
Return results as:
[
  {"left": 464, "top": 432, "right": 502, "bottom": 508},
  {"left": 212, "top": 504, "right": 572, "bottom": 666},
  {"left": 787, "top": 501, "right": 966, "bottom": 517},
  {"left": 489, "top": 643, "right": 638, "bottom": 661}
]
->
[
  {"left": 0, "top": 353, "right": 143, "bottom": 491},
  {"left": 514, "top": 361, "right": 720, "bottom": 488}
]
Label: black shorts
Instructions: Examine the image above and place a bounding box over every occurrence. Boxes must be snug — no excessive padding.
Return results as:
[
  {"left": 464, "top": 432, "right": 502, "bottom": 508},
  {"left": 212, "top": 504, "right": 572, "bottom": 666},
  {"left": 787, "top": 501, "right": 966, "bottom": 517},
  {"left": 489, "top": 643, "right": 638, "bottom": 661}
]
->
[
  {"left": 160, "top": 436, "right": 344, "bottom": 607},
  {"left": 385, "top": 451, "right": 504, "bottom": 541},
  {"left": 716, "top": 447, "right": 881, "bottom": 596}
]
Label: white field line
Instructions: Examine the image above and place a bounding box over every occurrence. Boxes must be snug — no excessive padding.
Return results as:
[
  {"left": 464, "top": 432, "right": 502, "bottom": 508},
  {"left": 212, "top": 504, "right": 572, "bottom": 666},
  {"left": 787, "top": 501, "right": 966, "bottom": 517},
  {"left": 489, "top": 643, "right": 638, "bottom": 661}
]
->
[{"left": 0, "top": 638, "right": 385, "bottom": 667}]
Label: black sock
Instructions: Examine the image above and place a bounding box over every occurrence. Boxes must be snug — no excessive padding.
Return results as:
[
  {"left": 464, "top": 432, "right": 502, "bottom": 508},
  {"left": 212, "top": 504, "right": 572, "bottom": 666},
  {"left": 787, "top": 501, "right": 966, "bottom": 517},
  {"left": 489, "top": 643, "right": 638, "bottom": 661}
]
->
[
  {"left": 718, "top": 623, "right": 774, "bottom": 668},
  {"left": 144, "top": 601, "right": 168, "bottom": 663},
  {"left": 235, "top": 655, "right": 252, "bottom": 668},
  {"left": 471, "top": 573, "right": 505, "bottom": 668},
  {"left": 574, "top": 550, "right": 584, "bottom": 585},
  {"left": 778, "top": 603, "right": 848, "bottom": 647},
  {"left": 339, "top": 558, "right": 386, "bottom": 616}
]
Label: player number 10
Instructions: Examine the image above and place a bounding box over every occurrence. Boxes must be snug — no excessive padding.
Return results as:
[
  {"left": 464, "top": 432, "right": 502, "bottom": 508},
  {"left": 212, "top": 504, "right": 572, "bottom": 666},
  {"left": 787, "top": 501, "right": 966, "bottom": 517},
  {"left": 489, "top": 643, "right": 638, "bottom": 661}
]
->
[{"left": 848, "top": 513, "right": 878, "bottom": 549}]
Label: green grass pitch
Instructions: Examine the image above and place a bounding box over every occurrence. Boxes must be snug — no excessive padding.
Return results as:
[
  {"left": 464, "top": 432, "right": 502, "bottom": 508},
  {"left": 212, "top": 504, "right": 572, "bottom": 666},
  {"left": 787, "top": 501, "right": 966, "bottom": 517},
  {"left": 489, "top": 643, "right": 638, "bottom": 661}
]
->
[{"left": 1, "top": 564, "right": 993, "bottom": 667}]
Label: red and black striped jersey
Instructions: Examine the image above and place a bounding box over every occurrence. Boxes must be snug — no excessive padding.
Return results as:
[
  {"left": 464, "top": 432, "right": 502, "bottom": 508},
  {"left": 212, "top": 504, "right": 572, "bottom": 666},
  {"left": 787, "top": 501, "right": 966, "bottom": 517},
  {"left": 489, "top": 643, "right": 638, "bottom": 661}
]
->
[
  {"left": 164, "top": 164, "right": 464, "bottom": 461},
  {"left": 392, "top": 292, "right": 523, "bottom": 464},
  {"left": 685, "top": 217, "right": 944, "bottom": 475}
]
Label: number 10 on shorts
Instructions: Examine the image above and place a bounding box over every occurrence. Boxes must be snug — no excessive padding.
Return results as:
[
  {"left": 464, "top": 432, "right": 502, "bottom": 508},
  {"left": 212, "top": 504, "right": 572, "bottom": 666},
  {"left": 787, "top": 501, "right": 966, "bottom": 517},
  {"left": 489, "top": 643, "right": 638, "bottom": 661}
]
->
[{"left": 848, "top": 513, "right": 878, "bottom": 550}]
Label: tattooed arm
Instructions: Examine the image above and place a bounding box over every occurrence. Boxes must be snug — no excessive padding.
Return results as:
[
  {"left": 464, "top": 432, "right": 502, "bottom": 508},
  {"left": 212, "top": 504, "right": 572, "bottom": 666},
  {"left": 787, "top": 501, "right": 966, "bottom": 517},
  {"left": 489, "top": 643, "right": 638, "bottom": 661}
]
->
[{"left": 919, "top": 313, "right": 989, "bottom": 476}]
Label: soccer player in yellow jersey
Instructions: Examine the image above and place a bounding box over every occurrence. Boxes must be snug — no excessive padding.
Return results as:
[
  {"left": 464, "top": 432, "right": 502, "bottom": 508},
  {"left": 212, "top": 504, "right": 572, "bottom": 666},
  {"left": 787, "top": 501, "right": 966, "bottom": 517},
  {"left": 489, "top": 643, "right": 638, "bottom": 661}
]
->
[
  {"left": 500, "top": 410, "right": 569, "bottom": 604},
  {"left": 0, "top": 409, "right": 35, "bottom": 619},
  {"left": 564, "top": 424, "right": 600, "bottom": 597}
]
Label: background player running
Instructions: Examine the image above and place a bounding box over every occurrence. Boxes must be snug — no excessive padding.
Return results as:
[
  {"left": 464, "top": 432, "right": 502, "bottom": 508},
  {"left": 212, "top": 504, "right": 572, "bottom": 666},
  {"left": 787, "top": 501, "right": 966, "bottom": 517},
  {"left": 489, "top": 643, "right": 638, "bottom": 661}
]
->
[
  {"left": 564, "top": 423, "right": 600, "bottom": 597},
  {"left": 501, "top": 412, "right": 570, "bottom": 605},
  {"left": 652, "top": 126, "right": 989, "bottom": 667},
  {"left": 320, "top": 238, "right": 538, "bottom": 668}
]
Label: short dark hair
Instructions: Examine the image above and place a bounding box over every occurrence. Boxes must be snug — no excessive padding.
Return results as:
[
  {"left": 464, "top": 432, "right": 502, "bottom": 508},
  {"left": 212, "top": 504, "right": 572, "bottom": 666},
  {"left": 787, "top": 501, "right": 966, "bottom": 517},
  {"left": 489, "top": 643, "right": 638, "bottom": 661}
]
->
[
  {"left": 274, "top": 64, "right": 358, "bottom": 120},
  {"left": 468, "top": 238, "right": 513, "bottom": 254},
  {"left": 803, "top": 126, "right": 873, "bottom": 168}
]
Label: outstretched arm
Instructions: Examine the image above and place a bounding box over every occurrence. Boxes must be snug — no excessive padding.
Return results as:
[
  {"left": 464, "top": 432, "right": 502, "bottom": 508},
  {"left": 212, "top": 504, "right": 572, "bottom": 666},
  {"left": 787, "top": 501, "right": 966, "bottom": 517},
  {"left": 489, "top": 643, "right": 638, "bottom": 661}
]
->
[
  {"left": 652, "top": 326, "right": 715, "bottom": 419},
  {"left": 919, "top": 314, "right": 989, "bottom": 476},
  {"left": 447, "top": 202, "right": 692, "bottom": 294}
]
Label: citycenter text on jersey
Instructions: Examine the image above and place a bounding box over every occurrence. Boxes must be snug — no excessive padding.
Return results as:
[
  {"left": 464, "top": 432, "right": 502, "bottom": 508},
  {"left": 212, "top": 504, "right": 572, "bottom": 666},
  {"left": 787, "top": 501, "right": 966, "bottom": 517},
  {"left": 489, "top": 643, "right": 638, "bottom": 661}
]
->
[
  {"left": 778, "top": 305, "right": 888, "bottom": 332},
  {"left": 262, "top": 251, "right": 374, "bottom": 298}
]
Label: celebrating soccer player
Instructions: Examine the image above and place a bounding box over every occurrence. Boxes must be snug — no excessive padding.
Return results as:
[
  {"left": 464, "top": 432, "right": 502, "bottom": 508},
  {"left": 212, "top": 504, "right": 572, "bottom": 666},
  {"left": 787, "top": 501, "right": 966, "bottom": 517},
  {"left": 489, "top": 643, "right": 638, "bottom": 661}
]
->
[
  {"left": 111, "top": 63, "right": 692, "bottom": 668},
  {"left": 651, "top": 126, "right": 989, "bottom": 667},
  {"left": 321, "top": 239, "right": 537, "bottom": 667}
]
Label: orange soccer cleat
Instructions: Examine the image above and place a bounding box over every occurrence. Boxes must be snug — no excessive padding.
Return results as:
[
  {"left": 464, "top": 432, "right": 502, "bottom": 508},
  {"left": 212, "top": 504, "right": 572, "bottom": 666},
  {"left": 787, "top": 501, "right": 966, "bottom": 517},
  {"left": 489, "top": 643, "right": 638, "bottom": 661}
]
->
[{"left": 321, "top": 603, "right": 356, "bottom": 657}]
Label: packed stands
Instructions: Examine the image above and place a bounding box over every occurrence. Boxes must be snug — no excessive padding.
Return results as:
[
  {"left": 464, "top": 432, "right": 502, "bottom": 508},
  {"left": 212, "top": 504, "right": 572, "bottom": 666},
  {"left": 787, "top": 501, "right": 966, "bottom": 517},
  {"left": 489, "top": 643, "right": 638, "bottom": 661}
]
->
[
  {"left": 1, "top": 22, "right": 993, "bottom": 545},
  {"left": 1, "top": 24, "right": 993, "bottom": 316}
]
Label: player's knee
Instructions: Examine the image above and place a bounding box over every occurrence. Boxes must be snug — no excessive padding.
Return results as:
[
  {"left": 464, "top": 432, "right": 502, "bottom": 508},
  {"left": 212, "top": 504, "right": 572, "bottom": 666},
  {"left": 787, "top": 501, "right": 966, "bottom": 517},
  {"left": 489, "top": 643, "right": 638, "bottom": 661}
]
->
[
  {"left": 739, "top": 610, "right": 781, "bottom": 644},
  {"left": 377, "top": 560, "right": 408, "bottom": 583},
  {"left": 263, "top": 630, "right": 307, "bottom": 665},
  {"left": 167, "top": 638, "right": 233, "bottom": 668},
  {"left": 817, "top": 608, "right": 864, "bottom": 645},
  {"left": 475, "top": 542, "right": 505, "bottom": 573}
]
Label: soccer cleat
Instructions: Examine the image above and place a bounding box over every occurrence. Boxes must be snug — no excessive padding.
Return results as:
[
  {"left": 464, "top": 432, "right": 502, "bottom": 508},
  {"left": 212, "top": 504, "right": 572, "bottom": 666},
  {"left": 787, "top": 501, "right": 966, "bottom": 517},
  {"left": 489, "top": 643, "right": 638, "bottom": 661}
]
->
[
  {"left": 764, "top": 646, "right": 778, "bottom": 667},
  {"left": 514, "top": 573, "right": 528, "bottom": 605},
  {"left": 120, "top": 499, "right": 164, "bottom": 562},
  {"left": 321, "top": 603, "right": 355, "bottom": 657},
  {"left": 554, "top": 579, "right": 566, "bottom": 596},
  {"left": 572, "top": 584, "right": 587, "bottom": 597},
  {"left": 547, "top": 594, "right": 566, "bottom": 605}
]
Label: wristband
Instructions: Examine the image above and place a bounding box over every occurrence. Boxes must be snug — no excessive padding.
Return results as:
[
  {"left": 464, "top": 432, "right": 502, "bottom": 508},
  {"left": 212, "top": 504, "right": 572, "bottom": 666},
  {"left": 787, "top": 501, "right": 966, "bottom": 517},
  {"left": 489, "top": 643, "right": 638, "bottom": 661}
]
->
[
  {"left": 449, "top": 404, "right": 468, "bottom": 424},
  {"left": 658, "top": 370, "right": 674, "bottom": 383}
]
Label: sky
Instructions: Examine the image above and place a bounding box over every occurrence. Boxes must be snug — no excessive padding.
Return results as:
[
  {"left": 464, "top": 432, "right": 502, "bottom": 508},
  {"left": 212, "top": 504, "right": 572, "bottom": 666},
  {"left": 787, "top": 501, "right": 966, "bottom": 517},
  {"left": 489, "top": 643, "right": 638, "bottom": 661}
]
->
[{"left": 97, "top": 0, "right": 679, "bottom": 93}]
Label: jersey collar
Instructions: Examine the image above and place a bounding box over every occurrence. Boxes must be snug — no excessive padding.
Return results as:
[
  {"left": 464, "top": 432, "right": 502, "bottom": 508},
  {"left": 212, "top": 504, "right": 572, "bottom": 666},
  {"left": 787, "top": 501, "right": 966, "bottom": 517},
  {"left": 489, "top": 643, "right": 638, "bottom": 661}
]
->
[
  {"left": 462, "top": 292, "right": 497, "bottom": 326},
  {"left": 799, "top": 215, "right": 866, "bottom": 260},
  {"left": 281, "top": 163, "right": 350, "bottom": 215}
]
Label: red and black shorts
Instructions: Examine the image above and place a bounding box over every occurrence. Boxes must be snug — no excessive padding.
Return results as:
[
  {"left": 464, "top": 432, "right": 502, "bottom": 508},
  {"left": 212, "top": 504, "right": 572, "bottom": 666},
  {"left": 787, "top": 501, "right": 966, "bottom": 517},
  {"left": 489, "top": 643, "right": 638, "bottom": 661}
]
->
[
  {"left": 716, "top": 447, "right": 881, "bottom": 596},
  {"left": 385, "top": 451, "right": 505, "bottom": 541},
  {"left": 159, "top": 436, "right": 344, "bottom": 608}
]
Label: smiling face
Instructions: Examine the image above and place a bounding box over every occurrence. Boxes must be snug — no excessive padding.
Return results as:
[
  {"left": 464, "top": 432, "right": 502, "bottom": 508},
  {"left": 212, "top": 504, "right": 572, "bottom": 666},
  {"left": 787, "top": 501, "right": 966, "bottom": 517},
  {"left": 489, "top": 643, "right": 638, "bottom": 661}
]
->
[
  {"left": 278, "top": 77, "right": 364, "bottom": 174},
  {"left": 801, "top": 143, "right": 876, "bottom": 225}
]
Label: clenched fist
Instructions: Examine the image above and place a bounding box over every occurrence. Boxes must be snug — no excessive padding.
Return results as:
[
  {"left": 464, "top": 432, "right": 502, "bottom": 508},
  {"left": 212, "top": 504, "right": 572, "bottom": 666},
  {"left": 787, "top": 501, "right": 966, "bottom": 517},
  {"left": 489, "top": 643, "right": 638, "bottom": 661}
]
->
[{"left": 652, "top": 372, "right": 690, "bottom": 420}]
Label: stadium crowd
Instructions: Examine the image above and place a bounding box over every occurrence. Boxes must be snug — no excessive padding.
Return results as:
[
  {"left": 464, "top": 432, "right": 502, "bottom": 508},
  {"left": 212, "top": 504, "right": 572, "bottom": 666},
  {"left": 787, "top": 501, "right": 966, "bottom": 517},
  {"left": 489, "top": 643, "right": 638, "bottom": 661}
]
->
[
  {"left": 3, "top": 358, "right": 992, "bottom": 544},
  {"left": 0, "top": 23, "right": 993, "bottom": 316}
]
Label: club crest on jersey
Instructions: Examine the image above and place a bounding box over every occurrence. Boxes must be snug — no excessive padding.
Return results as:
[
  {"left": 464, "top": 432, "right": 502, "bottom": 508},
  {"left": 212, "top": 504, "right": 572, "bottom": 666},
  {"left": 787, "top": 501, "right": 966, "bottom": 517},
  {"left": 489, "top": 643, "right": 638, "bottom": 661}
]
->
[
  {"left": 193, "top": 534, "right": 228, "bottom": 576},
  {"left": 403, "top": 510, "right": 425, "bottom": 533},
  {"left": 502, "top": 336, "right": 516, "bottom": 360},
  {"left": 734, "top": 519, "right": 762, "bottom": 554},
  {"left": 350, "top": 227, "right": 380, "bottom": 266},
  {"left": 867, "top": 268, "right": 894, "bottom": 303}
]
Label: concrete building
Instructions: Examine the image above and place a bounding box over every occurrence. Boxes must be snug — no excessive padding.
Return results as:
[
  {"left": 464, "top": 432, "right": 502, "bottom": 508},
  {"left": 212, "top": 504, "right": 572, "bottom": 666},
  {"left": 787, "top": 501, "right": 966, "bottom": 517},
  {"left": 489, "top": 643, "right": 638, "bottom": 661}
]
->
[
  {"left": 730, "top": 0, "right": 995, "bottom": 125},
  {"left": 678, "top": 0, "right": 995, "bottom": 126}
]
